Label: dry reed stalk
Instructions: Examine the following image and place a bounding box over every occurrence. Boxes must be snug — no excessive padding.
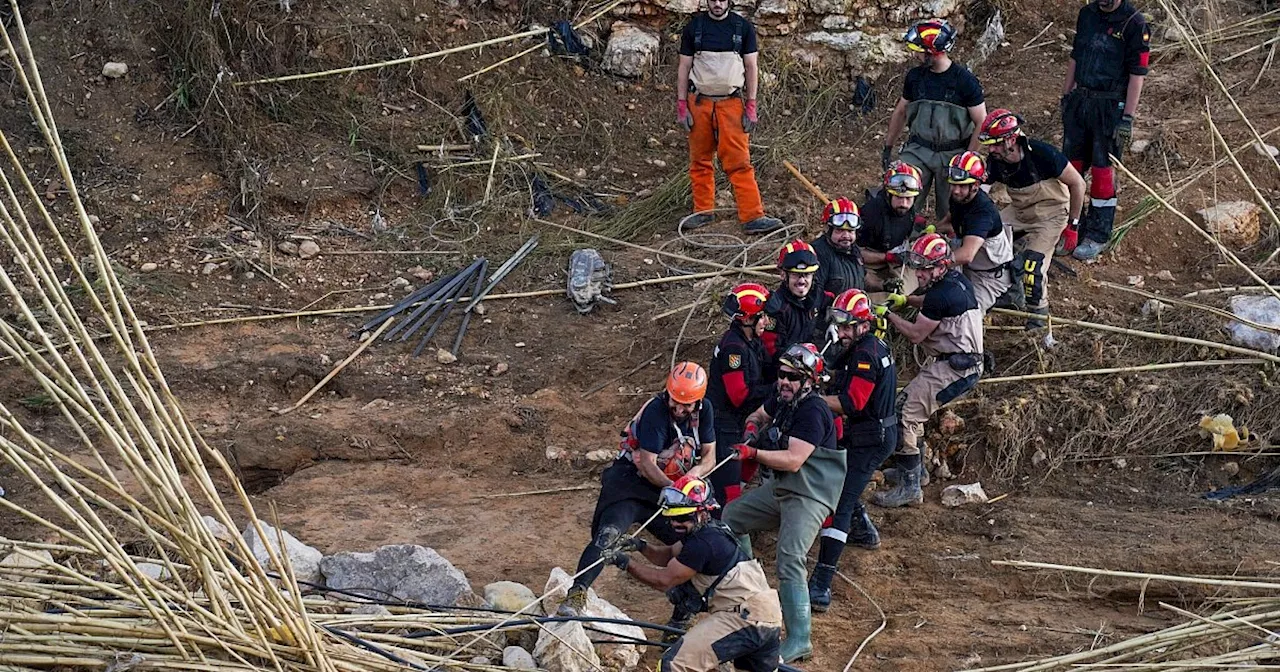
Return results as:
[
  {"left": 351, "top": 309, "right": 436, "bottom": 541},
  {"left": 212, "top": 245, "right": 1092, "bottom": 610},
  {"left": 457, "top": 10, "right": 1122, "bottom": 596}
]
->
[
  {"left": 783, "top": 159, "right": 831, "bottom": 202},
  {"left": 275, "top": 318, "right": 395, "bottom": 416},
  {"left": 1097, "top": 280, "right": 1280, "bottom": 334},
  {"left": 1205, "top": 112, "right": 1280, "bottom": 234},
  {"left": 978, "top": 358, "right": 1268, "bottom": 384},
  {"left": 458, "top": 0, "right": 628, "bottom": 82}
]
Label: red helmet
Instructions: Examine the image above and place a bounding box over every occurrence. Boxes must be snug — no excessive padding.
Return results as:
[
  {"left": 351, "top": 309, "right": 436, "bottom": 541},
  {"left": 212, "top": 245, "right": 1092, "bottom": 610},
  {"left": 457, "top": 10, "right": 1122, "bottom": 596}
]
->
[
  {"left": 667, "top": 362, "right": 708, "bottom": 405},
  {"left": 946, "top": 151, "right": 986, "bottom": 185},
  {"left": 778, "top": 343, "right": 824, "bottom": 382},
  {"left": 777, "top": 239, "right": 820, "bottom": 274},
  {"left": 659, "top": 477, "right": 719, "bottom": 517},
  {"left": 830, "top": 289, "right": 874, "bottom": 326},
  {"left": 884, "top": 161, "right": 923, "bottom": 198},
  {"left": 722, "top": 282, "right": 770, "bottom": 324},
  {"left": 905, "top": 232, "right": 954, "bottom": 270},
  {"left": 904, "top": 19, "right": 957, "bottom": 55},
  {"left": 822, "top": 198, "right": 861, "bottom": 231},
  {"left": 978, "top": 108, "right": 1024, "bottom": 145}
]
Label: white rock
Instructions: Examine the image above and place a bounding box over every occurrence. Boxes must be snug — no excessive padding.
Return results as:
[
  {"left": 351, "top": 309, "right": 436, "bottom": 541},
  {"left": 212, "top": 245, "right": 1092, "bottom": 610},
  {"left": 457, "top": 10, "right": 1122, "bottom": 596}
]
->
[
  {"left": 202, "top": 262, "right": 219, "bottom": 275},
  {"left": 242, "top": 520, "right": 324, "bottom": 585},
  {"left": 651, "top": 0, "right": 698, "bottom": 12},
  {"left": 754, "top": 0, "right": 790, "bottom": 17},
  {"left": 1224, "top": 461, "right": 1240, "bottom": 477},
  {"left": 1127, "top": 274, "right": 1145, "bottom": 287},
  {"left": 940, "top": 483, "right": 988, "bottom": 508},
  {"left": 408, "top": 266, "right": 433, "bottom": 281},
  {"left": 391, "top": 277, "right": 410, "bottom": 288},
  {"left": 102, "top": 62, "right": 128, "bottom": 78},
  {"left": 1254, "top": 142, "right": 1279, "bottom": 158},
  {"left": 0, "top": 549, "right": 53, "bottom": 582},
  {"left": 321, "top": 545, "right": 472, "bottom": 606},
  {"left": 136, "top": 561, "right": 170, "bottom": 581},
  {"left": 140, "top": 262, "right": 158, "bottom": 273},
  {"left": 1156, "top": 270, "right": 1175, "bottom": 282},
  {"left": 602, "top": 23, "right": 659, "bottom": 78},
  {"left": 804, "top": 30, "right": 864, "bottom": 51},
  {"left": 534, "top": 620, "right": 601, "bottom": 672},
  {"left": 584, "top": 449, "right": 614, "bottom": 462},
  {"left": 1227, "top": 295, "right": 1280, "bottom": 352},
  {"left": 201, "top": 515, "right": 236, "bottom": 545},
  {"left": 277, "top": 241, "right": 299, "bottom": 256},
  {"left": 436, "top": 348, "right": 458, "bottom": 365},
  {"left": 807, "top": 0, "right": 849, "bottom": 13},
  {"left": 1129, "top": 139, "right": 1150, "bottom": 154},
  {"left": 546, "top": 445, "right": 567, "bottom": 460},
  {"left": 354, "top": 603, "right": 393, "bottom": 616},
  {"left": 821, "top": 15, "right": 855, "bottom": 30},
  {"left": 544, "top": 567, "right": 643, "bottom": 671},
  {"left": 298, "top": 240, "right": 321, "bottom": 259},
  {"left": 492, "top": 361, "right": 509, "bottom": 376},
  {"left": 503, "top": 646, "right": 538, "bottom": 670},
  {"left": 1197, "top": 201, "right": 1261, "bottom": 247},
  {"left": 485, "top": 581, "right": 541, "bottom": 614},
  {"left": 1140, "top": 298, "right": 1169, "bottom": 318},
  {"left": 1030, "top": 449, "right": 1047, "bottom": 468}
]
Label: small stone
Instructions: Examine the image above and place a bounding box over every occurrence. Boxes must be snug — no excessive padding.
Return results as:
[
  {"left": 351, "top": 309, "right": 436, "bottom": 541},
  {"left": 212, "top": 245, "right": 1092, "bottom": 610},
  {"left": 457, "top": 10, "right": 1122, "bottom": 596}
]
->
[
  {"left": 1223, "top": 461, "right": 1240, "bottom": 477},
  {"left": 503, "top": 646, "right": 537, "bottom": 670},
  {"left": 298, "top": 240, "right": 321, "bottom": 259},
  {"left": 242, "top": 521, "right": 323, "bottom": 585},
  {"left": 492, "top": 361, "right": 509, "bottom": 377},
  {"left": 485, "top": 581, "right": 540, "bottom": 613},
  {"left": 408, "top": 266, "right": 434, "bottom": 281},
  {"left": 1197, "top": 201, "right": 1261, "bottom": 247},
  {"left": 391, "top": 277, "right": 411, "bottom": 288},
  {"left": 201, "top": 262, "right": 219, "bottom": 275},
  {"left": 646, "top": 137, "right": 661, "bottom": 148},
  {"left": 130, "top": 193, "right": 141, "bottom": 202},
  {"left": 201, "top": 515, "right": 236, "bottom": 546},
  {"left": 1112, "top": 457, "right": 1128, "bottom": 469},
  {"left": 652, "top": 159, "right": 667, "bottom": 168},
  {"left": 473, "top": 302, "right": 487, "bottom": 316},
  {"left": 436, "top": 348, "right": 458, "bottom": 365},
  {"left": 1030, "top": 449, "right": 1047, "bottom": 467},
  {"left": 102, "top": 61, "right": 128, "bottom": 78},
  {"left": 277, "top": 241, "right": 299, "bottom": 256},
  {"left": 546, "top": 445, "right": 566, "bottom": 460},
  {"left": 574, "top": 168, "right": 588, "bottom": 179},
  {"left": 136, "top": 562, "right": 170, "bottom": 581},
  {"left": 139, "top": 262, "right": 158, "bottom": 273},
  {"left": 1127, "top": 275, "right": 1145, "bottom": 288},
  {"left": 940, "top": 483, "right": 988, "bottom": 508},
  {"left": 1156, "top": 270, "right": 1175, "bottom": 282},
  {"left": 515, "top": 341, "right": 527, "bottom": 348},
  {"left": 87, "top": 214, "right": 100, "bottom": 225},
  {"left": 584, "top": 449, "right": 614, "bottom": 463},
  {"left": 1129, "top": 139, "right": 1150, "bottom": 154},
  {"left": 1140, "top": 299, "right": 1170, "bottom": 317},
  {"left": 1254, "top": 142, "right": 1280, "bottom": 159},
  {"left": 469, "top": 657, "right": 491, "bottom": 666}
]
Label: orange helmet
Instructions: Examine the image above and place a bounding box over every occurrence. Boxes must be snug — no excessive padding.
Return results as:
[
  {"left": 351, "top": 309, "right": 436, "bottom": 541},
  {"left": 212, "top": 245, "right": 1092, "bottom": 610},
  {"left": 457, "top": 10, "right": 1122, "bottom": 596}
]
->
[
  {"left": 884, "top": 161, "right": 923, "bottom": 198},
  {"left": 830, "top": 288, "right": 874, "bottom": 326},
  {"left": 822, "top": 198, "right": 861, "bottom": 231},
  {"left": 723, "top": 282, "right": 770, "bottom": 324},
  {"left": 777, "top": 239, "right": 820, "bottom": 274},
  {"left": 905, "top": 232, "right": 954, "bottom": 270},
  {"left": 946, "top": 151, "right": 986, "bottom": 185},
  {"left": 978, "top": 108, "right": 1024, "bottom": 145},
  {"left": 778, "top": 343, "right": 824, "bottom": 383},
  {"left": 904, "top": 19, "right": 957, "bottom": 55},
  {"left": 667, "top": 362, "right": 708, "bottom": 404}
]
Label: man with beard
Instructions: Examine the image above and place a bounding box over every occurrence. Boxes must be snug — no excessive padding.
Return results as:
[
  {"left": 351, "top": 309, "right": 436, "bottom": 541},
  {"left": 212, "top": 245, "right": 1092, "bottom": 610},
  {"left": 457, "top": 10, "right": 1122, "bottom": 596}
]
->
[
  {"left": 808, "top": 289, "right": 897, "bottom": 612},
  {"left": 676, "top": 0, "right": 783, "bottom": 234},
  {"left": 707, "top": 283, "right": 774, "bottom": 507},
  {"left": 560, "top": 363, "right": 717, "bottom": 616},
  {"left": 860, "top": 162, "right": 927, "bottom": 299},
  {"left": 761, "top": 240, "right": 824, "bottom": 382},
  {"left": 935, "top": 151, "right": 1013, "bottom": 313},
  {"left": 811, "top": 198, "right": 870, "bottom": 299},
  {"left": 604, "top": 478, "right": 783, "bottom": 672},
  {"left": 723, "top": 343, "right": 845, "bottom": 662},
  {"left": 874, "top": 234, "right": 983, "bottom": 508}
]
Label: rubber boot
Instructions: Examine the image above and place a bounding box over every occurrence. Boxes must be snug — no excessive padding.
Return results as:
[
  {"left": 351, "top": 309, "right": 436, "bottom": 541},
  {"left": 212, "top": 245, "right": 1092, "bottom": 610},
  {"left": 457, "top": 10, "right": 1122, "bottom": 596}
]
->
[
  {"left": 556, "top": 584, "right": 588, "bottom": 617},
  {"left": 847, "top": 507, "right": 881, "bottom": 550},
  {"left": 778, "top": 580, "right": 813, "bottom": 662},
  {"left": 1026, "top": 306, "right": 1049, "bottom": 330},
  {"left": 808, "top": 563, "right": 837, "bottom": 613},
  {"left": 871, "top": 453, "right": 923, "bottom": 508},
  {"left": 662, "top": 602, "right": 695, "bottom": 644},
  {"left": 736, "top": 534, "right": 754, "bottom": 559}
]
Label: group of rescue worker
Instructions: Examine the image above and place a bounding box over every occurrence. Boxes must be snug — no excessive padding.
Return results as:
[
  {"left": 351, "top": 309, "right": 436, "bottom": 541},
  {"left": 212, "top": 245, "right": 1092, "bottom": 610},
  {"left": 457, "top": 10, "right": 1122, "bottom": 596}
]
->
[{"left": 553, "top": 1, "right": 1151, "bottom": 670}]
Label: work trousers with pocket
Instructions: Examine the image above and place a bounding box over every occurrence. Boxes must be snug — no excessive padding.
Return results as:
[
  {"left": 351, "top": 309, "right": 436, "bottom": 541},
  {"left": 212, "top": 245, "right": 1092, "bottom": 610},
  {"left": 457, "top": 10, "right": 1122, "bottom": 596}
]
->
[
  {"left": 689, "top": 95, "right": 765, "bottom": 225},
  {"left": 898, "top": 359, "right": 980, "bottom": 456},
  {"left": 659, "top": 612, "right": 782, "bottom": 672}
]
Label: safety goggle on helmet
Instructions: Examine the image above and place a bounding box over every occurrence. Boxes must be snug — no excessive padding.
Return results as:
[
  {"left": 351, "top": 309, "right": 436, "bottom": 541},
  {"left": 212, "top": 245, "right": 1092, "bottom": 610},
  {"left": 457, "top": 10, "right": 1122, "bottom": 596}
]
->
[
  {"left": 946, "top": 151, "right": 986, "bottom": 185},
  {"left": 829, "top": 288, "right": 874, "bottom": 326},
  {"left": 658, "top": 478, "right": 718, "bottom": 517},
  {"left": 822, "top": 198, "right": 861, "bottom": 231},
  {"left": 884, "top": 162, "right": 923, "bottom": 197},
  {"left": 904, "top": 233, "right": 954, "bottom": 269}
]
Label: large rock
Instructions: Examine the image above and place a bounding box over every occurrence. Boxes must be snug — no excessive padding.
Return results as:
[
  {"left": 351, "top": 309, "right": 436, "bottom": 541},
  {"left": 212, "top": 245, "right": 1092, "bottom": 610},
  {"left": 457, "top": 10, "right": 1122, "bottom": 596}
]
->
[
  {"left": 807, "top": 0, "right": 850, "bottom": 14},
  {"left": 545, "top": 567, "right": 643, "bottom": 671},
  {"left": 652, "top": 0, "right": 698, "bottom": 12},
  {"left": 0, "top": 549, "right": 53, "bottom": 582},
  {"left": 941, "top": 483, "right": 989, "bottom": 508},
  {"left": 503, "top": 646, "right": 538, "bottom": 670},
  {"left": 755, "top": 0, "right": 791, "bottom": 18},
  {"left": 202, "top": 515, "right": 237, "bottom": 547},
  {"left": 1197, "top": 201, "right": 1260, "bottom": 247},
  {"left": 244, "top": 521, "right": 323, "bottom": 585},
  {"left": 485, "top": 580, "right": 542, "bottom": 614},
  {"left": 534, "top": 620, "right": 601, "bottom": 672},
  {"left": 804, "top": 30, "right": 864, "bottom": 51},
  {"left": 602, "top": 23, "right": 659, "bottom": 78},
  {"left": 1227, "top": 295, "right": 1280, "bottom": 352},
  {"left": 321, "top": 545, "right": 471, "bottom": 606}
]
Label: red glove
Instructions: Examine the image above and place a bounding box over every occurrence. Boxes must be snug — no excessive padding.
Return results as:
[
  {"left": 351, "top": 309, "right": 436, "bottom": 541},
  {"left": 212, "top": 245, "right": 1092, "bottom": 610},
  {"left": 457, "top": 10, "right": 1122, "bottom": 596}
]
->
[
  {"left": 676, "top": 99, "right": 693, "bottom": 132},
  {"left": 743, "top": 421, "right": 760, "bottom": 445},
  {"left": 742, "top": 100, "right": 758, "bottom": 133},
  {"left": 1057, "top": 224, "right": 1079, "bottom": 256},
  {"left": 732, "top": 444, "right": 757, "bottom": 461}
]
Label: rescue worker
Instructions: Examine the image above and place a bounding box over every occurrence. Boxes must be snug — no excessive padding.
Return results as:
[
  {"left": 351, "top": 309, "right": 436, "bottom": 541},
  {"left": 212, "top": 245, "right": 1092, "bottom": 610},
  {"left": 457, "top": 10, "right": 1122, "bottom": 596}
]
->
[
  {"left": 707, "top": 283, "right": 774, "bottom": 507},
  {"left": 978, "top": 109, "right": 1087, "bottom": 327},
  {"left": 809, "top": 289, "right": 897, "bottom": 612},
  {"left": 560, "top": 363, "right": 717, "bottom": 615},
  {"left": 882, "top": 19, "right": 987, "bottom": 219},
  {"left": 605, "top": 478, "right": 783, "bottom": 672},
  {"left": 761, "top": 240, "right": 824, "bottom": 382},
  {"left": 1058, "top": 0, "right": 1150, "bottom": 260},
  {"left": 874, "top": 234, "right": 982, "bottom": 508},
  {"left": 723, "top": 343, "right": 845, "bottom": 662},
  {"left": 811, "top": 198, "right": 871, "bottom": 298},
  {"left": 936, "top": 151, "right": 1013, "bottom": 313},
  {"left": 676, "top": 0, "right": 783, "bottom": 234},
  {"left": 860, "top": 162, "right": 927, "bottom": 299}
]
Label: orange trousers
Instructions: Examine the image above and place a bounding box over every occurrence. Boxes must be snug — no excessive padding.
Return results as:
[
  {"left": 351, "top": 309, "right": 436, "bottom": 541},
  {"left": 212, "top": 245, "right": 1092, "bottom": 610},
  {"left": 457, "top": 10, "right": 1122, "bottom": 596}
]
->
[{"left": 688, "top": 95, "right": 765, "bottom": 224}]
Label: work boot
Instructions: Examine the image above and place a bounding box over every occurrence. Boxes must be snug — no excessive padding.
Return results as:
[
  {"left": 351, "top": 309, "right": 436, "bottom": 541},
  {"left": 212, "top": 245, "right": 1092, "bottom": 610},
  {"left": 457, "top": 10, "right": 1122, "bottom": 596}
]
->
[
  {"left": 743, "top": 215, "right": 784, "bottom": 235},
  {"left": 681, "top": 213, "right": 714, "bottom": 230},
  {"left": 1072, "top": 238, "right": 1108, "bottom": 261},
  {"left": 992, "top": 271, "right": 1025, "bottom": 311},
  {"left": 847, "top": 508, "right": 881, "bottom": 550},
  {"left": 872, "top": 454, "right": 923, "bottom": 508},
  {"left": 661, "top": 603, "right": 695, "bottom": 643},
  {"left": 778, "top": 580, "right": 813, "bottom": 662},
  {"left": 556, "top": 584, "right": 588, "bottom": 617},
  {"left": 1026, "top": 306, "right": 1049, "bottom": 330},
  {"left": 808, "top": 563, "right": 837, "bottom": 613}
]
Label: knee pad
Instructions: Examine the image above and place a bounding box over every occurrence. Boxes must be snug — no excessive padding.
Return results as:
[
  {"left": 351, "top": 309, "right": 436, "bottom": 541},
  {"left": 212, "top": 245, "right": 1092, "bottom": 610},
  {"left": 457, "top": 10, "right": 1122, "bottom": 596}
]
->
[
  {"left": 1022, "top": 250, "right": 1046, "bottom": 305},
  {"left": 1090, "top": 166, "right": 1116, "bottom": 200},
  {"left": 593, "top": 525, "right": 622, "bottom": 550}
]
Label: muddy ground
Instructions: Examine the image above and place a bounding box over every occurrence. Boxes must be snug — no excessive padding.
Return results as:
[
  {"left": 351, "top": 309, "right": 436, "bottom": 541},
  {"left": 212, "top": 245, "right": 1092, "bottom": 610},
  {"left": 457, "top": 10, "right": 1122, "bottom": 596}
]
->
[{"left": 2, "top": 0, "right": 1280, "bottom": 669}]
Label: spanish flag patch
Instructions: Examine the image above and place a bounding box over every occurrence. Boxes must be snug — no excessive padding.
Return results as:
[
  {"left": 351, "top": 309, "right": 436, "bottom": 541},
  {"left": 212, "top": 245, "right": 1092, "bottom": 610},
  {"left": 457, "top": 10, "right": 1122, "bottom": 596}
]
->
[{"left": 857, "top": 362, "right": 872, "bottom": 371}]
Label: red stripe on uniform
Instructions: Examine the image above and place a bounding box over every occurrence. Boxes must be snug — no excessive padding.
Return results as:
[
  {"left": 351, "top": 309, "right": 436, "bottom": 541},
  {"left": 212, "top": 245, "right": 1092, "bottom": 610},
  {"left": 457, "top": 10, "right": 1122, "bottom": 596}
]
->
[
  {"left": 1090, "top": 166, "right": 1115, "bottom": 199},
  {"left": 1138, "top": 52, "right": 1150, "bottom": 68},
  {"left": 760, "top": 331, "right": 779, "bottom": 358},
  {"left": 847, "top": 376, "right": 875, "bottom": 411},
  {"left": 722, "top": 370, "right": 750, "bottom": 408}
]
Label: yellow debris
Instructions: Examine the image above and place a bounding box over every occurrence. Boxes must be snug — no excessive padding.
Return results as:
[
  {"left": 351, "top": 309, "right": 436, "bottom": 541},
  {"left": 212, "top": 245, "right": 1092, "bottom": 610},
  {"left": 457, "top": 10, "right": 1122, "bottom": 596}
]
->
[{"left": 1198, "top": 414, "right": 1248, "bottom": 451}]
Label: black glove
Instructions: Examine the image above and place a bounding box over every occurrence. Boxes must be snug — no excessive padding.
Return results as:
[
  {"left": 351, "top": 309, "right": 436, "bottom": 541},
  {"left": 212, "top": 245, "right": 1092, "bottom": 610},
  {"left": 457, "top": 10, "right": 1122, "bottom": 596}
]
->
[
  {"left": 618, "top": 537, "right": 646, "bottom": 553},
  {"left": 1114, "top": 114, "right": 1133, "bottom": 149},
  {"left": 884, "top": 277, "right": 904, "bottom": 295},
  {"left": 880, "top": 145, "right": 893, "bottom": 171},
  {"left": 607, "top": 551, "right": 630, "bottom": 570}
]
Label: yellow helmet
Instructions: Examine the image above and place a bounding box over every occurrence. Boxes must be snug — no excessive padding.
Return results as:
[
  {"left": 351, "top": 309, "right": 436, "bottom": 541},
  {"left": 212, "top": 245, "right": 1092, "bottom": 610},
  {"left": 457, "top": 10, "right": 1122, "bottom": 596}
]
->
[{"left": 658, "top": 477, "right": 718, "bottom": 517}]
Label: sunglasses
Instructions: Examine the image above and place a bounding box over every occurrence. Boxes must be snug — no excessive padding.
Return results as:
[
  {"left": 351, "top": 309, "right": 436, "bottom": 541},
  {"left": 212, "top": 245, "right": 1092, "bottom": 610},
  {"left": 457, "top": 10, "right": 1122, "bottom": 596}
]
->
[{"left": 777, "top": 369, "right": 807, "bottom": 382}]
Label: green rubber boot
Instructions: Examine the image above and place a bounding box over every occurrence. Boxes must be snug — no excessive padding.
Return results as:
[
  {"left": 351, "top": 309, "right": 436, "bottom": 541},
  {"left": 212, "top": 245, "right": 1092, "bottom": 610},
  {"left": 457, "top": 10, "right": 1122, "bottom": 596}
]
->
[{"left": 778, "top": 580, "right": 813, "bottom": 662}]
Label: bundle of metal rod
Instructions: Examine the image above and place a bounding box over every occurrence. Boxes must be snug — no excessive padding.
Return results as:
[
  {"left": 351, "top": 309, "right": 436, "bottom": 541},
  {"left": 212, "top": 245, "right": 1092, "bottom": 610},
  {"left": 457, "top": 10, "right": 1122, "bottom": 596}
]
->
[
  {"left": 380, "top": 259, "right": 486, "bottom": 342},
  {"left": 411, "top": 259, "right": 488, "bottom": 356},
  {"left": 463, "top": 235, "right": 539, "bottom": 313}
]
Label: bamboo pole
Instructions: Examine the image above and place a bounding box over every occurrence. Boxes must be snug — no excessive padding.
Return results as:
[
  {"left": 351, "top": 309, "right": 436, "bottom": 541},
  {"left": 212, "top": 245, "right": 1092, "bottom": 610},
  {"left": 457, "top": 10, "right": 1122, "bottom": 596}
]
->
[
  {"left": 978, "top": 358, "right": 1268, "bottom": 384},
  {"left": 783, "top": 160, "right": 831, "bottom": 202},
  {"left": 992, "top": 560, "right": 1280, "bottom": 591},
  {"left": 990, "top": 307, "right": 1280, "bottom": 364},
  {"left": 275, "top": 318, "right": 394, "bottom": 416},
  {"left": 1205, "top": 112, "right": 1280, "bottom": 235},
  {"left": 533, "top": 217, "right": 776, "bottom": 279}
]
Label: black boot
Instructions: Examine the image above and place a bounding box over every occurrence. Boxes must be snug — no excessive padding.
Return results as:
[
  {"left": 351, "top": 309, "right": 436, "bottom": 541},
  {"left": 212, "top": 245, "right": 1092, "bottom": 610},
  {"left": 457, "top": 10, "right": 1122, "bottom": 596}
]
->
[
  {"left": 846, "top": 506, "right": 881, "bottom": 550},
  {"left": 808, "top": 563, "right": 837, "bottom": 613},
  {"left": 871, "top": 453, "right": 923, "bottom": 508},
  {"left": 662, "top": 603, "right": 695, "bottom": 644}
]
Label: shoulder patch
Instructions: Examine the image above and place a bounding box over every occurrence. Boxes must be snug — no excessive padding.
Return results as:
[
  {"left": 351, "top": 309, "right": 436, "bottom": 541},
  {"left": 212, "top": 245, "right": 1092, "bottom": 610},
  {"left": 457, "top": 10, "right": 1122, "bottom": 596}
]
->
[
  {"left": 856, "top": 362, "right": 872, "bottom": 371},
  {"left": 728, "top": 354, "right": 742, "bottom": 369}
]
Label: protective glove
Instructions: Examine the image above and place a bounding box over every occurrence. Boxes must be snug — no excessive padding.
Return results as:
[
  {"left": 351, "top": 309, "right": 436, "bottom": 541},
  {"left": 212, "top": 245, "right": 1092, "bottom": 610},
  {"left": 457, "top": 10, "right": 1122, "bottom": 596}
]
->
[
  {"left": 886, "top": 293, "right": 907, "bottom": 312},
  {"left": 825, "top": 323, "right": 840, "bottom": 347},
  {"left": 618, "top": 537, "right": 647, "bottom": 553},
  {"left": 732, "top": 443, "right": 758, "bottom": 461},
  {"left": 883, "top": 277, "right": 904, "bottom": 295},
  {"left": 921, "top": 224, "right": 936, "bottom": 235},
  {"left": 742, "top": 99, "right": 758, "bottom": 133},
  {"left": 1114, "top": 114, "right": 1133, "bottom": 148},
  {"left": 873, "top": 304, "right": 889, "bottom": 318},
  {"left": 743, "top": 421, "right": 761, "bottom": 446},
  {"left": 676, "top": 99, "right": 693, "bottom": 133},
  {"left": 606, "top": 550, "right": 630, "bottom": 570},
  {"left": 881, "top": 145, "right": 893, "bottom": 171},
  {"left": 1057, "top": 227, "right": 1079, "bottom": 256}
]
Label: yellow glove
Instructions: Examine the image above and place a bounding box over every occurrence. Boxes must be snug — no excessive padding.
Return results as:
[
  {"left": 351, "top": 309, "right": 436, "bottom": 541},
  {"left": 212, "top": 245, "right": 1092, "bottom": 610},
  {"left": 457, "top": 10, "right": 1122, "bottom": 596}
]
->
[
  {"left": 887, "top": 293, "right": 907, "bottom": 311},
  {"left": 873, "top": 304, "right": 889, "bottom": 318},
  {"left": 922, "top": 224, "right": 936, "bottom": 235}
]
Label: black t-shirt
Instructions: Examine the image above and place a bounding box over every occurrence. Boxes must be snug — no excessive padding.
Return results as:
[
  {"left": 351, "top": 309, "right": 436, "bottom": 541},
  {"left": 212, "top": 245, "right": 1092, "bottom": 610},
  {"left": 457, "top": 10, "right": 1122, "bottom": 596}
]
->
[
  {"left": 857, "top": 189, "right": 916, "bottom": 253},
  {"left": 986, "top": 139, "right": 1069, "bottom": 189},
  {"left": 676, "top": 525, "right": 739, "bottom": 577},
  {"left": 763, "top": 393, "right": 838, "bottom": 451},
  {"left": 950, "top": 190, "right": 1003, "bottom": 240},
  {"left": 921, "top": 270, "right": 978, "bottom": 321},
  {"left": 902, "top": 63, "right": 984, "bottom": 107},
  {"left": 1071, "top": 1, "right": 1150, "bottom": 92},
  {"left": 635, "top": 395, "right": 716, "bottom": 453},
  {"left": 679, "top": 13, "right": 759, "bottom": 56}
]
